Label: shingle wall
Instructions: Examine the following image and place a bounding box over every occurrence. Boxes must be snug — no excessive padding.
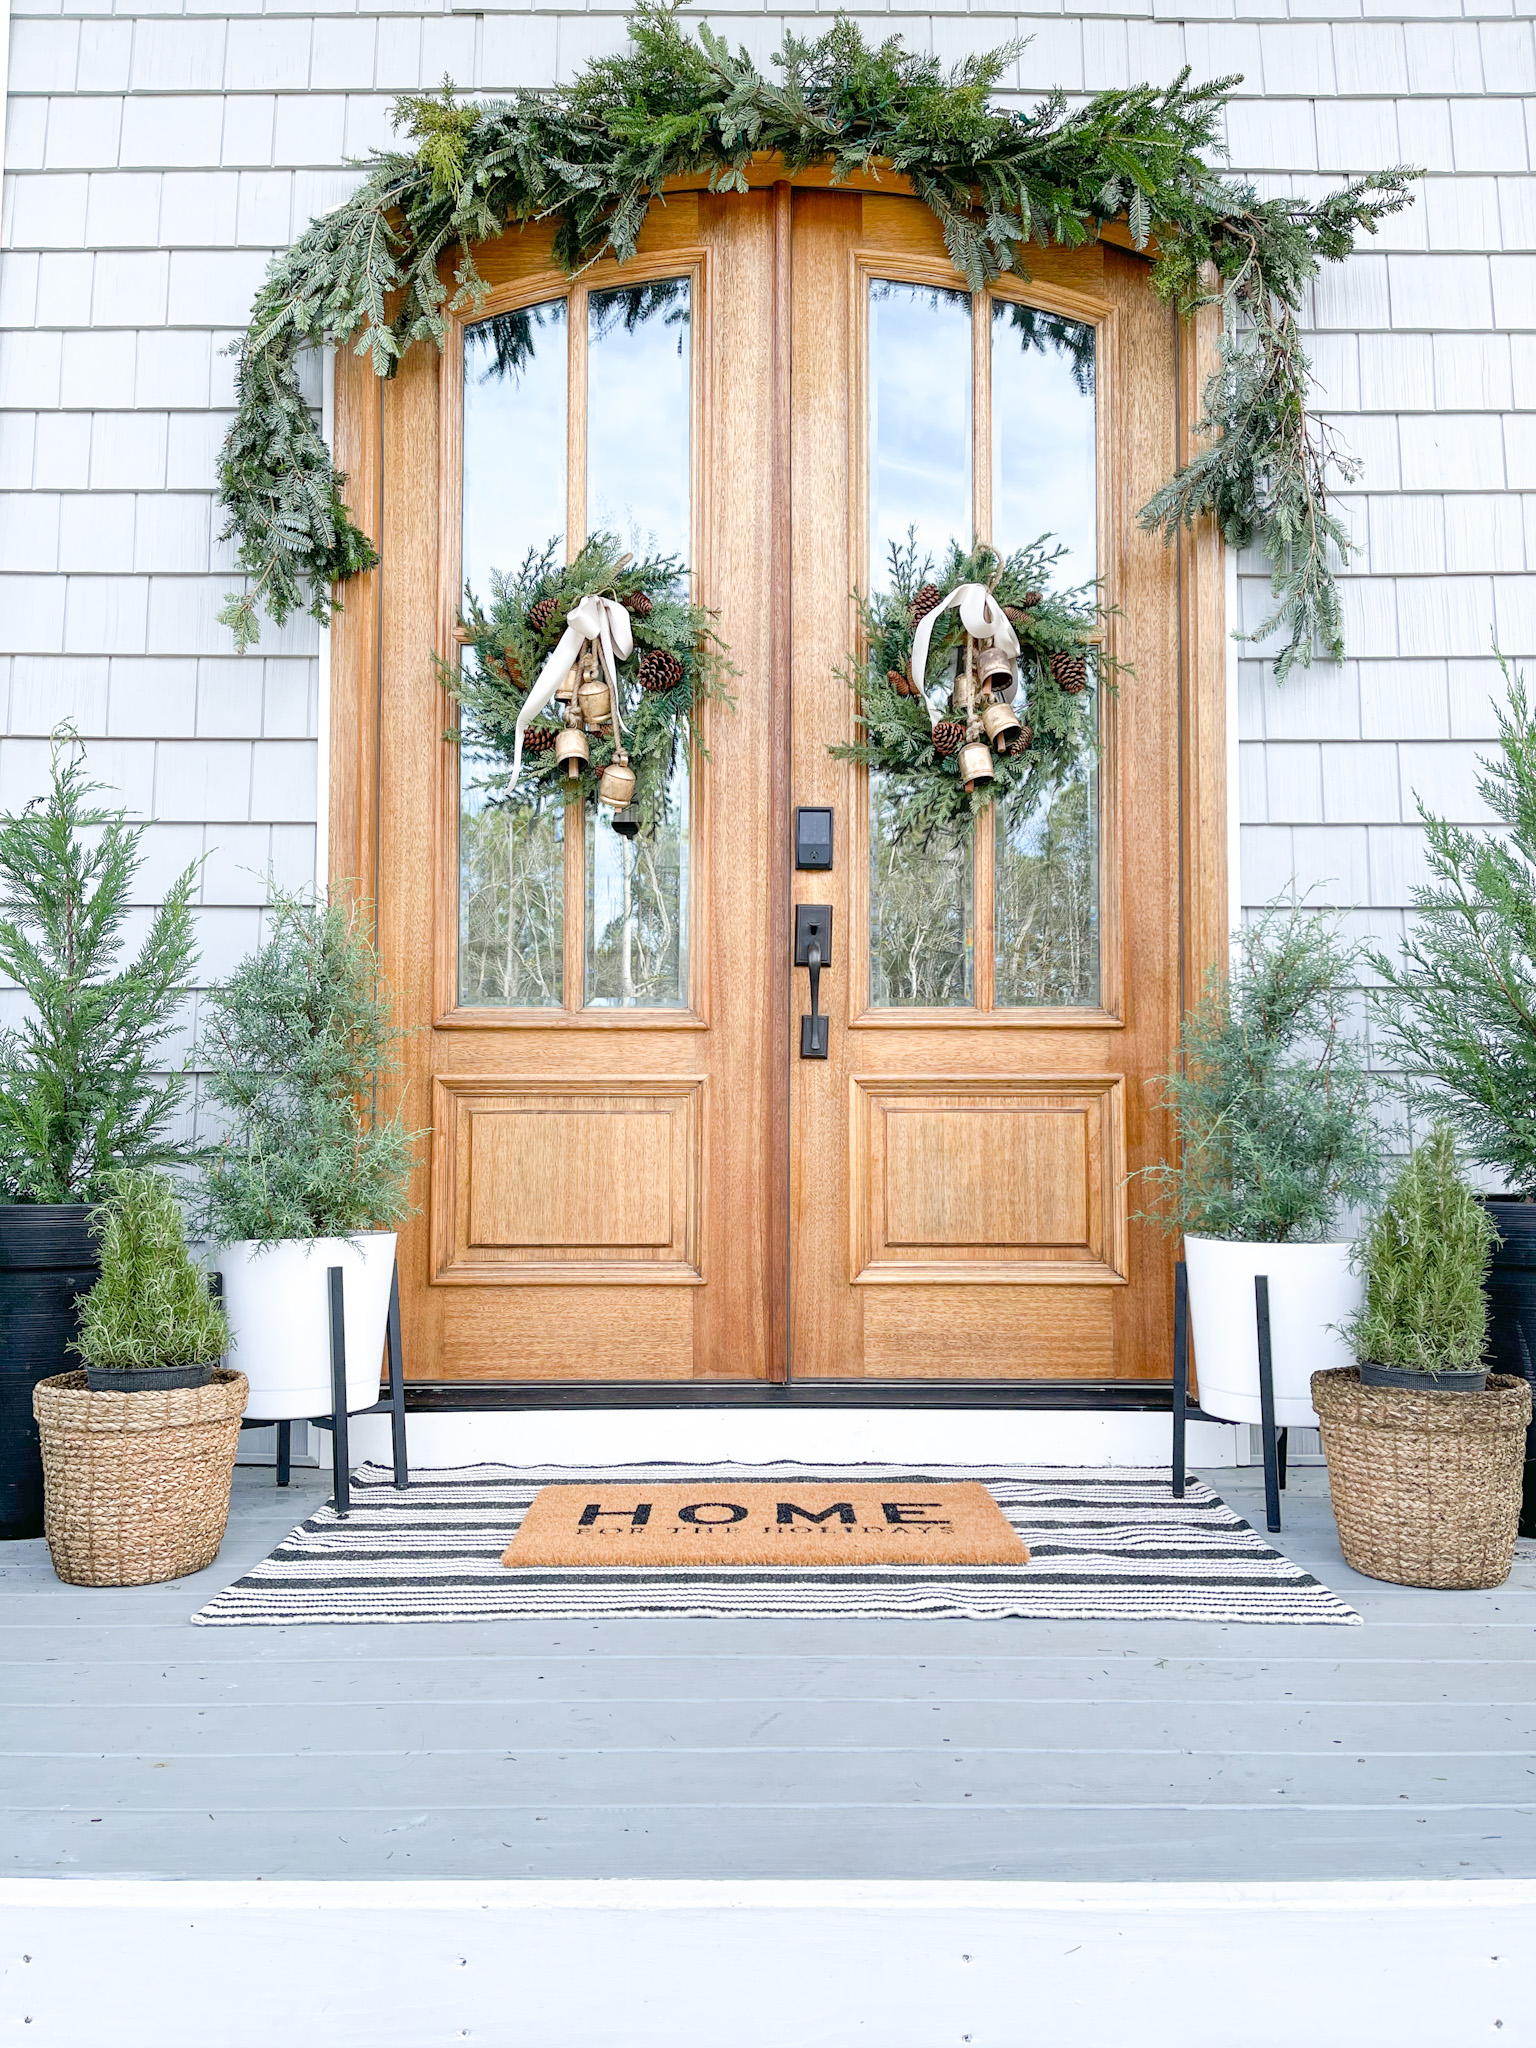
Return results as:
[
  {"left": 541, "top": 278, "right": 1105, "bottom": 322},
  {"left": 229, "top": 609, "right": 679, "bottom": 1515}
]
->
[{"left": 2, "top": 1, "right": 1533, "bottom": 1048}]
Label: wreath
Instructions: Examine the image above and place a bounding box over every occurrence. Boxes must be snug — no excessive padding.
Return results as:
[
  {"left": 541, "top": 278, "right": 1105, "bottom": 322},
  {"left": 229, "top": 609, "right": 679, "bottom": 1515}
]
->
[
  {"left": 443, "top": 533, "right": 734, "bottom": 836},
  {"left": 217, "top": 5, "right": 1417, "bottom": 680},
  {"left": 833, "top": 537, "right": 1119, "bottom": 845}
]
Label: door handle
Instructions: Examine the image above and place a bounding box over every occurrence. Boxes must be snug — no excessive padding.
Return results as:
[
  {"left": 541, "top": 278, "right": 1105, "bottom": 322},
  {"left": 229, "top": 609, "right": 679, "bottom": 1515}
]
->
[{"left": 795, "top": 904, "right": 831, "bottom": 1059}]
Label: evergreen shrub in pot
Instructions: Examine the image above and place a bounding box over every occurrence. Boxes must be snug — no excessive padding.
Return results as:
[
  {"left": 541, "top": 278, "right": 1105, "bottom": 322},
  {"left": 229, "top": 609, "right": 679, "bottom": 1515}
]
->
[
  {"left": 1141, "top": 904, "right": 1383, "bottom": 1429},
  {"left": 0, "top": 738, "right": 198, "bottom": 1538},
  {"left": 1313, "top": 1129, "right": 1531, "bottom": 1590},
  {"left": 1374, "top": 662, "right": 1536, "bottom": 1534},
  {"left": 33, "top": 1171, "right": 246, "bottom": 1587},
  {"left": 200, "top": 894, "right": 421, "bottom": 1422}
]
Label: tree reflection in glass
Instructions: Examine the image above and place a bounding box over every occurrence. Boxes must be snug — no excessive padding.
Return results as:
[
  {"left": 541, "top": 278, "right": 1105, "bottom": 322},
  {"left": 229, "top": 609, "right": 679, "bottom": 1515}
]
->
[
  {"left": 459, "top": 300, "right": 568, "bottom": 1007},
  {"left": 587, "top": 280, "right": 691, "bottom": 563},
  {"left": 867, "top": 280, "right": 974, "bottom": 1007},
  {"left": 586, "top": 757, "right": 689, "bottom": 1007},
  {"left": 992, "top": 302, "right": 1100, "bottom": 1005}
]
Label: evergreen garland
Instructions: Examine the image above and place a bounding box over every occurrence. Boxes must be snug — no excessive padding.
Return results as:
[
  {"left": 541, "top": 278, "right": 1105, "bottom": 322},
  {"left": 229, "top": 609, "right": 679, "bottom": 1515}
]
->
[
  {"left": 832, "top": 534, "right": 1115, "bottom": 845},
  {"left": 443, "top": 532, "right": 735, "bottom": 834},
  {"left": 217, "top": 3, "right": 1417, "bottom": 674}
]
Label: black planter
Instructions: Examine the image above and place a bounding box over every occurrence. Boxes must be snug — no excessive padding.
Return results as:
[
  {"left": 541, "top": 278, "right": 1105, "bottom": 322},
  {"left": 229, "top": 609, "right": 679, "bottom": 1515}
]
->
[
  {"left": 1482, "top": 1199, "right": 1536, "bottom": 1539},
  {"left": 0, "top": 1205, "right": 98, "bottom": 1540}
]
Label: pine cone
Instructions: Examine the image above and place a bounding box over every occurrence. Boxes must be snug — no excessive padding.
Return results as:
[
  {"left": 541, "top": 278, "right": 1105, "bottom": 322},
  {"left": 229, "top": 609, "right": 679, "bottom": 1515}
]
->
[
  {"left": 911, "top": 582, "right": 944, "bottom": 626},
  {"left": 522, "top": 724, "right": 556, "bottom": 755},
  {"left": 1004, "top": 594, "right": 1043, "bottom": 629},
  {"left": 887, "top": 667, "right": 914, "bottom": 698},
  {"left": 490, "top": 646, "right": 524, "bottom": 690},
  {"left": 527, "top": 596, "right": 559, "bottom": 636},
  {"left": 622, "top": 590, "right": 653, "bottom": 620},
  {"left": 638, "top": 648, "right": 685, "bottom": 694},
  {"left": 931, "top": 719, "right": 965, "bottom": 758},
  {"left": 1051, "top": 649, "right": 1089, "bottom": 695}
]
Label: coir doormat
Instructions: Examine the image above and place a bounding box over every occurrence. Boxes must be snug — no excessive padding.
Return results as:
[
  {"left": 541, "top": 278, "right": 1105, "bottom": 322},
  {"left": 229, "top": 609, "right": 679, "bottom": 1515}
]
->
[
  {"left": 192, "top": 1462, "right": 1362, "bottom": 1626},
  {"left": 501, "top": 1480, "right": 1030, "bottom": 1567}
]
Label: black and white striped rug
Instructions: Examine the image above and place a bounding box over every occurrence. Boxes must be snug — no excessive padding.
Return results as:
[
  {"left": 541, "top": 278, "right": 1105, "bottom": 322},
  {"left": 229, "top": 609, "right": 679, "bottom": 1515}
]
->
[{"left": 194, "top": 1462, "right": 1360, "bottom": 1626}]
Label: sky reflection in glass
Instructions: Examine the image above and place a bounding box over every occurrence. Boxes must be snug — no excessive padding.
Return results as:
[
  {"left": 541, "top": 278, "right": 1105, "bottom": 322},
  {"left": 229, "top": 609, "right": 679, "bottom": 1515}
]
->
[
  {"left": 869, "top": 281, "right": 971, "bottom": 590},
  {"left": 587, "top": 280, "right": 691, "bottom": 563},
  {"left": 461, "top": 300, "right": 567, "bottom": 602},
  {"left": 991, "top": 304, "right": 1096, "bottom": 587}
]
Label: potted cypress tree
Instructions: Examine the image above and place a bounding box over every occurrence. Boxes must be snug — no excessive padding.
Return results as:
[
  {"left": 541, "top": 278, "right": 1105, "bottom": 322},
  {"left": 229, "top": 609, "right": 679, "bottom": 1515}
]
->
[
  {"left": 1141, "top": 903, "right": 1384, "bottom": 1430},
  {"left": 1373, "top": 659, "right": 1536, "bottom": 1534},
  {"left": 1313, "top": 1128, "right": 1531, "bottom": 1590},
  {"left": 199, "top": 893, "right": 420, "bottom": 1422},
  {"left": 0, "top": 735, "right": 199, "bottom": 1539},
  {"left": 33, "top": 1170, "right": 245, "bottom": 1586}
]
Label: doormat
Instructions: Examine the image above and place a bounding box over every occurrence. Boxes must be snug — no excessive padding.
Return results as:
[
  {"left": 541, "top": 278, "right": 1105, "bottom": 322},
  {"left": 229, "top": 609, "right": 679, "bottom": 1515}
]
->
[
  {"left": 193, "top": 1463, "right": 1361, "bottom": 1626},
  {"left": 502, "top": 1481, "right": 1030, "bottom": 1567}
]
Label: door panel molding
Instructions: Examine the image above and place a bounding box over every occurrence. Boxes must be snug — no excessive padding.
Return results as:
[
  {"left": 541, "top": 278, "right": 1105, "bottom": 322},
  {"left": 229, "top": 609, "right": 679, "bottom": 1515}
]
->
[{"left": 849, "top": 1074, "right": 1127, "bottom": 1285}]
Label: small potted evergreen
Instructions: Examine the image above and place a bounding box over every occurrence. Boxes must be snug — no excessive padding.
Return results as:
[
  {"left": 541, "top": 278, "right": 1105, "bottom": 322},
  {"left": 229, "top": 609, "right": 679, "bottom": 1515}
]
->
[
  {"left": 1141, "top": 903, "right": 1384, "bottom": 1430},
  {"left": 0, "top": 735, "right": 199, "bottom": 1540},
  {"left": 199, "top": 893, "right": 420, "bottom": 1422},
  {"left": 1373, "top": 659, "right": 1536, "bottom": 1533},
  {"left": 33, "top": 1171, "right": 246, "bottom": 1587},
  {"left": 1313, "top": 1128, "right": 1531, "bottom": 1590}
]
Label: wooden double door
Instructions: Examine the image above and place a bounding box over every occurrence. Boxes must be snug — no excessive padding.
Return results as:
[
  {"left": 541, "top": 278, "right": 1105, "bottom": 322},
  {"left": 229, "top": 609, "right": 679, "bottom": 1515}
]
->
[{"left": 335, "top": 177, "right": 1223, "bottom": 1387}]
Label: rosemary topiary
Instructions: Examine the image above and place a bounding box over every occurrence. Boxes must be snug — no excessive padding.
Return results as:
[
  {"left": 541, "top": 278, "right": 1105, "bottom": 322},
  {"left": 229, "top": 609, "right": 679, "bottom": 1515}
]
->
[
  {"left": 1347, "top": 1128, "right": 1495, "bottom": 1377},
  {"left": 197, "top": 893, "right": 422, "bottom": 1245},
  {"left": 1139, "top": 903, "right": 1383, "bottom": 1243},
  {"left": 0, "top": 732, "right": 199, "bottom": 1204},
  {"left": 217, "top": 3, "right": 1417, "bottom": 676},
  {"left": 1371, "top": 659, "right": 1536, "bottom": 1199},
  {"left": 75, "top": 1170, "right": 230, "bottom": 1373}
]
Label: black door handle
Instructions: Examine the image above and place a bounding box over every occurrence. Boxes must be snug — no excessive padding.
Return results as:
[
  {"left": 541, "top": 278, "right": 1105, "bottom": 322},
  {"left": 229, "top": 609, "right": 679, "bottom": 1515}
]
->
[{"left": 795, "top": 904, "right": 831, "bottom": 1060}]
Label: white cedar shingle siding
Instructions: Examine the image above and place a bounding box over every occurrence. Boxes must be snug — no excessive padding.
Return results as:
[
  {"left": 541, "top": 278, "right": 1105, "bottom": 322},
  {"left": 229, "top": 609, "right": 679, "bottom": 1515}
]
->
[{"left": 0, "top": 3, "right": 1531, "bottom": 1081}]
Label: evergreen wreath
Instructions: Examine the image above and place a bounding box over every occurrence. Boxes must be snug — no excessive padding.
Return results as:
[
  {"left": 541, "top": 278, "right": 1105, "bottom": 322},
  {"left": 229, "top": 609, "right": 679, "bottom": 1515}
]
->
[
  {"left": 443, "top": 532, "right": 735, "bottom": 834},
  {"left": 833, "top": 535, "right": 1118, "bottom": 845},
  {"left": 217, "top": 3, "right": 1417, "bottom": 681}
]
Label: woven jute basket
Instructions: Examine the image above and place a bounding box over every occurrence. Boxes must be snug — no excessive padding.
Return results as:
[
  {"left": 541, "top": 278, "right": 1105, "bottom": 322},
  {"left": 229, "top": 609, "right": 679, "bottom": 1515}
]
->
[
  {"left": 1311, "top": 1366, "right": 1532, "bottom": 1590},
  {"left": 32, "top": 1368, "right": 248, "bottom": 1587}
]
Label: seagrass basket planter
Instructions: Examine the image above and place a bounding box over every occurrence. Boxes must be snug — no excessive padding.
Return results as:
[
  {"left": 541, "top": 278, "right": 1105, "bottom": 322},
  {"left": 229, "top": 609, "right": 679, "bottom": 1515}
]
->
[
  {"left": 1311, "top": 1367, "right": 1532, "bottom": 1590},
  {"left": 32, "top": 1368, "right": 248, "bottom": 1587}
]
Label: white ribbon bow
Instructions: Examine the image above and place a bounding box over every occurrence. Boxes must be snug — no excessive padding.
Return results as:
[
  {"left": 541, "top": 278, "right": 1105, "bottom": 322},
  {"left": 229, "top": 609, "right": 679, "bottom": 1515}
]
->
[
  {"left": 907, "top": 583, "right": 1021, "bottom": 729},
  {"left": 507, "top": 593, "right": 635, "bottom": 794}
]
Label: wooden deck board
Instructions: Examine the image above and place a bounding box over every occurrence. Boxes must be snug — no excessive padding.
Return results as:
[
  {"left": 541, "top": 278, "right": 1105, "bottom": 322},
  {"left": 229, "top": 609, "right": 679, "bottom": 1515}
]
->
[{"left": 2, "top": 1466, "right": 1534, "bottom": 1882}]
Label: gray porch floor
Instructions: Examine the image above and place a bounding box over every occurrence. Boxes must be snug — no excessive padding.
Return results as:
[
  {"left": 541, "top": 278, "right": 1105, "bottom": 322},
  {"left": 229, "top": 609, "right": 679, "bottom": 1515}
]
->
[{"left": 3, "top": 1465, "right": 1535, "bottom": 1883}]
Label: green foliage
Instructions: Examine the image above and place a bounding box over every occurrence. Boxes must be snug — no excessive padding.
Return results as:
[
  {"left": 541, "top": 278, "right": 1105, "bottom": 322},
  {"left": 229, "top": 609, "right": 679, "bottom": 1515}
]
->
[
  {"left": 0, "top": 733, "right": 199, "bottom": 1205},
  {"left": 1140, "top": 902, "right": 1383, "bottom": 1243},
  {"left": 442, "top": 531, "right": 735, "bottom": 837},
  {"left": 831, "top": 532, "right": 1116, "bottom": 846},
  {"left": 197, "top": 893, "right": 422, "bottom": 1244},
  {"left": 217, "top": 4, "right": 1417, "bottom": 667},
  {"left": 74, "top": 1170, "right": 230, "bottom": 1372},
  {"left": 1371, "top": 658, "right": 1536, "bottom": 1197},
  {"left": 1347, "top": 1127, "right": 1494, "bottom": 1376}
]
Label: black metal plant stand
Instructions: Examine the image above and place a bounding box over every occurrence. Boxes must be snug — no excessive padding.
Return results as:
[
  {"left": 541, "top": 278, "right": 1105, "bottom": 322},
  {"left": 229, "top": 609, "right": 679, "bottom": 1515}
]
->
[
  {"left": 237, "top": 1260, "right": 409, "bottom": 1516},
  {"left": 1172, "top": 1260, "right": 1288, "bottom": 1534}
]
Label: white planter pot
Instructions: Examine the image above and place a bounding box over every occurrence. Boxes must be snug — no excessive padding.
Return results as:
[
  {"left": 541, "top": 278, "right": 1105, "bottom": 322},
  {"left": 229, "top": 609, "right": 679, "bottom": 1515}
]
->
[
  {"left": 216, "top": 1233, "right": 397, "bottom": 1422},
  {"left": 1183, "top": 1236, "right": 1361, "bottom": 1429}
]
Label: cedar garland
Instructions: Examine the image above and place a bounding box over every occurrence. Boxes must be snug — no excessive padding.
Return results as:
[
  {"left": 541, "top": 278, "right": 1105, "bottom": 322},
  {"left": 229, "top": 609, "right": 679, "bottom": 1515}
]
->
[{"left": 217, "top": 2, "right": 1417, "bottom": 678}]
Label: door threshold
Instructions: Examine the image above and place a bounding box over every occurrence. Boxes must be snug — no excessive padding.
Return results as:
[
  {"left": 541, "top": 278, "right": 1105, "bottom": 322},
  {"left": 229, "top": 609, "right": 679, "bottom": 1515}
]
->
[{"left": 402, "top": 1380, "right": 1213, "bottom": 1417}]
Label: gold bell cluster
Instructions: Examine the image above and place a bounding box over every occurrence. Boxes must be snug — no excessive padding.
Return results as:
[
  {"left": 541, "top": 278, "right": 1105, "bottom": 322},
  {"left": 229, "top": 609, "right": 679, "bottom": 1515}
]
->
[
  {"left": 947, "top": 632, "right": 1029, "bottom": 794},
  {"left": 554, "top": 642, "right": 639, "bottom": 830}
]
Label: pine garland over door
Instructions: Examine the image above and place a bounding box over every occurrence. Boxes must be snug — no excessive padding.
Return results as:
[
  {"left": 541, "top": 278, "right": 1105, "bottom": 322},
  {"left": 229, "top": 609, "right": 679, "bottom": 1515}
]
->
[{"left": 215, "top": 2, "right": 1417, "bottom": 679}]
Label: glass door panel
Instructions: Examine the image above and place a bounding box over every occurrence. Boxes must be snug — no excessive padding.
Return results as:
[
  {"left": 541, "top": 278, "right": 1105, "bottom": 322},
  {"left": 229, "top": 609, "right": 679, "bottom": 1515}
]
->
[{"left": 866, "top": 279, "right": 975, "bottom": 1010}]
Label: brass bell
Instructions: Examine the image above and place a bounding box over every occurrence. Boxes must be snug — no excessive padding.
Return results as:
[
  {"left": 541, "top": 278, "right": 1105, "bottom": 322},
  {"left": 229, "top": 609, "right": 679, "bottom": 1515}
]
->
[
  {"left": 554, "top": 724, "right": 589, "bottom": 779},
  {"left": 977, "top": 643, "right": 1015, "bottom": 690},
  {"left": 598, "top": 752, "right": 637, "bottom": 810},
  {"left": 554, "top": 665, "right": 577, "bottom": 704},
  {"left": 959, "top": 739, "right": 994, "bottom": 792},
  {"left": 578, "top": 676, "right": 612, "bottom": 729},
  {"left": 982, "top": 698, "right": 1023, "bottom": 750},
  {"left": 611, "top": 803, "right": 641, "bottom": 840}
]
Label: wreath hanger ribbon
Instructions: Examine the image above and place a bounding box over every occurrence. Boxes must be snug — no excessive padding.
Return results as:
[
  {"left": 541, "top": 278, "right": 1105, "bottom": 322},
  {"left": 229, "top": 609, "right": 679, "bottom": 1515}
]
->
[
  {"left": 508, "top": 592, "right": 634, "bottom": 794},
  {"left": 907, "top": 583, "right": 1020, "bottom": 729}
]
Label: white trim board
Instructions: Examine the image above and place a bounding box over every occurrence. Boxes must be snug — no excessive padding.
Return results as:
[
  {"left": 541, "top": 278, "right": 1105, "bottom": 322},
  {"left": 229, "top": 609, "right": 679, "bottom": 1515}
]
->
[
  {"left": 343, "top": 1406, "right": 1240, "bottom": 1468},
  {"left": 4, "top": 1878, "right": 1531, "bottom": 2047}
]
